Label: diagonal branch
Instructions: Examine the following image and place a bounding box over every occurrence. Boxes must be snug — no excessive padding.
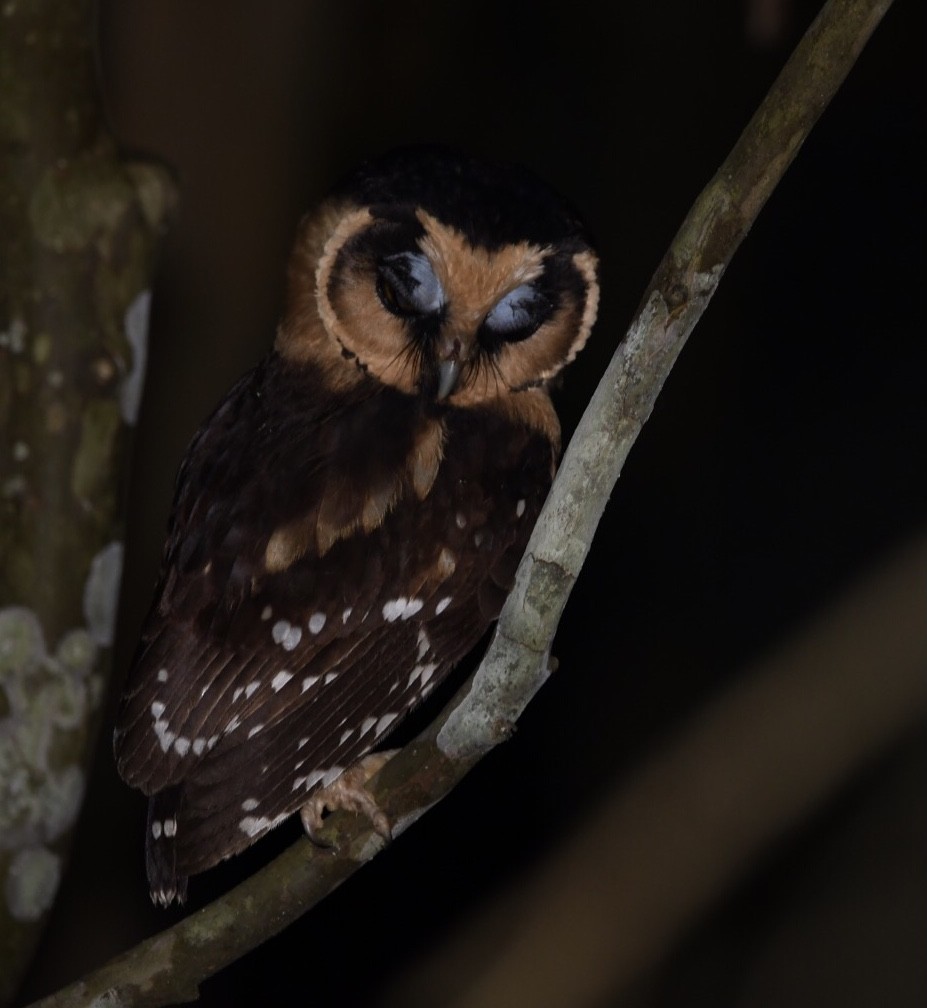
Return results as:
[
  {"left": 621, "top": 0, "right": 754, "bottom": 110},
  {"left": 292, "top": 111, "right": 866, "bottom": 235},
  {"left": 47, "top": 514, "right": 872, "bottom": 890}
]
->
[{"left": 26, "top": 0, "right": 894, "bottom": 1004}]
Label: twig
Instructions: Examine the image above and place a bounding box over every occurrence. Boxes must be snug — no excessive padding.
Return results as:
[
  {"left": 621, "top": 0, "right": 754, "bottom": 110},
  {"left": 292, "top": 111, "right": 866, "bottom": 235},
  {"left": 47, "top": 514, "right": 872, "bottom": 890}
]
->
[{"left": 25, "top": 0, "right": 894, "bottom": 1004}]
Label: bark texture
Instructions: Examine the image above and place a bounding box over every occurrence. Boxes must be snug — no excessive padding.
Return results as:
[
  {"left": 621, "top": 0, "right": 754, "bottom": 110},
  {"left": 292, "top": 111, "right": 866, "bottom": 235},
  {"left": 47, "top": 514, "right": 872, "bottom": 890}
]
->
[{"left": 0, "top": 2, "right": 173, "bottom": 1001}]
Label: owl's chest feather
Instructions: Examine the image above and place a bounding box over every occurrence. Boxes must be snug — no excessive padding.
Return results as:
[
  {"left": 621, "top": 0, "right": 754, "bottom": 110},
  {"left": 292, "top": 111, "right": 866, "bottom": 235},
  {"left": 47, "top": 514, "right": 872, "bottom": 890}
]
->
[{"left": 259, "top": 381, "right": 556, "bottom": 628}]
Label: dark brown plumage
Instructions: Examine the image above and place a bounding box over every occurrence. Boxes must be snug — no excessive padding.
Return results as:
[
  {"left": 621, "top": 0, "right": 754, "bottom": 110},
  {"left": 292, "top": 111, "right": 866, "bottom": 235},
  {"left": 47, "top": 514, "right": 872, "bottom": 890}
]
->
[{"left": 114, "top": 147, "right": 599, "bottom": 905}]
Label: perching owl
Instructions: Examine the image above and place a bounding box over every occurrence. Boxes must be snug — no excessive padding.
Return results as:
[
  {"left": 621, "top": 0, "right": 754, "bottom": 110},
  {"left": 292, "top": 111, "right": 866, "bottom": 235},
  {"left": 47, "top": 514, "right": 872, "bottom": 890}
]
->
[{"left": 114, "top": 147, "right": 599, "bottom": 905}]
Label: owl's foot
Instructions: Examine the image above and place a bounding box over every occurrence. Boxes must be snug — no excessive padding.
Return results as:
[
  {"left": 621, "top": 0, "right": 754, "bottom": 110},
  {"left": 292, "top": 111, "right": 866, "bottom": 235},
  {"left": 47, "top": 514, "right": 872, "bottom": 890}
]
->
[{"left": 300, "top": 750, "right": 397, "bottom": 844}]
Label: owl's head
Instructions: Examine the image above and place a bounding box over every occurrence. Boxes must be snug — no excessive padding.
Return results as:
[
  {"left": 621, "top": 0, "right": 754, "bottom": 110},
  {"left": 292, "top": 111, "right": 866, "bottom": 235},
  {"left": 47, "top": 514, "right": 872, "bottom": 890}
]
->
[{"left": 277, "top": 147, "right": 599, "bottom": 406}]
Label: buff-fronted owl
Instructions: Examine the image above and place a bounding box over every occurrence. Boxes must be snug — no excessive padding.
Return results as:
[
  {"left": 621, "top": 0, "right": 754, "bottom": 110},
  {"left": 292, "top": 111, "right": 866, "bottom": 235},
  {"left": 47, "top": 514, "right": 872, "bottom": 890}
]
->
[{"left": 114, "top": 147, "right": 599, "bottom": 905}]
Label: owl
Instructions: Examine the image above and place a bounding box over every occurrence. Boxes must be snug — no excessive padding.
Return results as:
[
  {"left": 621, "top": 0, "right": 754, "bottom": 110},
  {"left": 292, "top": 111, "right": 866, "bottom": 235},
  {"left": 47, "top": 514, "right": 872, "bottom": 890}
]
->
[{"left": 114, "top": 146, "right": 599, "bottom": 905}]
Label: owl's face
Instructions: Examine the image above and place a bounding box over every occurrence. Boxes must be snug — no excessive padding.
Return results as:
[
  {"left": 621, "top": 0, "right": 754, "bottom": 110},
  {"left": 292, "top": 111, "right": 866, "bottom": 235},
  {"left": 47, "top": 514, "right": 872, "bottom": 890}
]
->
[{"left": 277, "top": 148, "right": 599, "bottom": 406}]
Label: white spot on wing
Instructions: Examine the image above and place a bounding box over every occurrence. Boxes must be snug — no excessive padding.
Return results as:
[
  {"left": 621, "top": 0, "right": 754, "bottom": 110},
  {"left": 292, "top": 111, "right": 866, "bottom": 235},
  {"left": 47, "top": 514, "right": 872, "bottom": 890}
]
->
[
  {"left": 192, "top": 737, "right": 207, "bottom": 756},
  {"left": 163, "top": 818, "right": 177, "bottom": 838},
  {"left": 247, "top": 724, "right": 264, "bottom": 738},
  {"left": 238, "top": 816, "right": 268, "bottom": 837},
  {"left": 297, "top": 737, "right": 309, "bottom": 749},
  {"left": 376, "top": 712, "right": 398, "bottom": 736},
  {"left": 321, "top": 766, "right": 343, "bottom": 787},
  {"left": 516, "top": 498, "right": 526, "bottom": 517},
  {"left": 238, "top": 812, "right": 288, "bottom": 836},
  {"left": 301, "top": 675, "right": 319, "bottom": 693},
  {"left": 382, "top": 598, "right": 407, "bottom": 622},
  {"left": 153, "top": 720, "right": 175, "bottom": 752},
  {"left": 157, "top": 668, "right": 169, "bottom": 683},
  {"left": 273, "top": 619, "right": 303, "bottom": 649},
  {"left": 402, "top": 597, "right": 423, "bottom": 619},
  {"left": 272, "top": 670, "right": 293, "bottom": 692},
  {"left": 261, "top": 605, "right": 273, "bottom": 621},
  {"left": 342, "top": 607, "right": 353, "bottom": 624},
  {"left": 339, "top": 728, "right": 354, "bottom": 745},
  {"left": 245, "top": 680, "right": 260, "bottom": 698},
  {"left": 151, "top": 821, "right": 162, "bottom": 840},
  {"left": 225, "top": 714, "right": 242, "bottom": 734},
  {"left": 241, "top": 798, "right": 259, "bottom": 811},
  {"left": 233, "top": 687, "right": 244, "bottom": 702},
  {"left": 456, "top": 512, "right": 467, "bottom": 528},
  {"left": 150, "top": 701, "right": 165, "bottom": 719},
  {"left": 383, "top": 597, "right": 424, "bottom": 621},
  {"left": 360, "top": 716, "right": 377, "bottom": 736},
  {"left": 304, "top": 769, "right": 326, "bottom": 790},
  {"left": 324, "top": 672, "right": 338, "bottom": 685},
  {"left": 417, "top": 627, "right": 430, "bottom": 659},
  {"left": 409, "top": 661, "right": 439, "bottom": 689},
  {"left": 308, "top": 612, "right": 326, "bottom": 634},
  {"left": 173, "top": 737, "right": 190, "bottom": 756},
  {"left": 435, "top": 596, "right": 452, "bottom": 615}
]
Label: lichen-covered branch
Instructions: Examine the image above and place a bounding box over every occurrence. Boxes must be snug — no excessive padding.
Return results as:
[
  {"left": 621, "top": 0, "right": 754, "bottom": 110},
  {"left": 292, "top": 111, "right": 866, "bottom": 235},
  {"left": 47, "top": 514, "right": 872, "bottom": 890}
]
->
[
  {"left": 0, "top": 2, "right": 173, "bottom": 1002},
  {"left": 23, "top": 0, "right": 893, "bottom": 1004}
]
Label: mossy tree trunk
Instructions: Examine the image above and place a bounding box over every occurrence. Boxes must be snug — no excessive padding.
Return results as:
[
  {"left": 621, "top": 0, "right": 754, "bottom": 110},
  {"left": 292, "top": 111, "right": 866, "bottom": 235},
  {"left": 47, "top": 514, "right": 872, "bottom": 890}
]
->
[{"left": 0, "top": 2, "right": 172, "bottom": 1001}]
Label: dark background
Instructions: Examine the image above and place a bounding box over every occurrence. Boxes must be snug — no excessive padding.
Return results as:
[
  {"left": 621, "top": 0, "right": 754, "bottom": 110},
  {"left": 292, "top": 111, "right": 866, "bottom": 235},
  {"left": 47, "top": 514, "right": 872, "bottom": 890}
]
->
[{"left": 18, "top": 0, "right": 926, "bottom": 1005}]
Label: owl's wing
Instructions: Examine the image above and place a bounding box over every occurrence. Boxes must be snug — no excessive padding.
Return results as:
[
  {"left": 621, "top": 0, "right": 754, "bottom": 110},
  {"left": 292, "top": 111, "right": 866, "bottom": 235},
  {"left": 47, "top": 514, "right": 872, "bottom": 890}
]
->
[
  {"left": 115, "top": 356, "right": 457, "bottom": 787},
  {"left": 145, "top": 591, "right": 493, "bottom": 881}
]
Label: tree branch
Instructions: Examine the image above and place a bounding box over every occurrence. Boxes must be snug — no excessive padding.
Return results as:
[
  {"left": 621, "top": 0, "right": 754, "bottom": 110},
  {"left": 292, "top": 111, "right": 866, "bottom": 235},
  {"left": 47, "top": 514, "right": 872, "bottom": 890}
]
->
[
  {"left": 24, "top": 0, "right": 893, "bottom": 1004},
  {"left": 0, "top": 2, "right": 173, "bottom": 1001}
]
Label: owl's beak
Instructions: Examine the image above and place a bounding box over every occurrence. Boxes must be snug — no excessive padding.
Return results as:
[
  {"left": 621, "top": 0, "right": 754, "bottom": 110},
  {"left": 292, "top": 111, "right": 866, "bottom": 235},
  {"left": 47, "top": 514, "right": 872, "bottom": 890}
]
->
[
  {"left": 436, "top": 333, "right": 466, "bottom": 399},
  {"left": 436, "top": 359, "right": 461, "bottom": 399}
]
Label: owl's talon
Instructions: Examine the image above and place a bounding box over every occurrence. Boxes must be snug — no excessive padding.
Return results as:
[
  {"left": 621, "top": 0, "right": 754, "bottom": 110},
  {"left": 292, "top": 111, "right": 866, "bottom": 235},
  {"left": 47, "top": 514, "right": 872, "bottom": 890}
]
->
[{"left": 300, "top": 750, "right": 397, "bottom": 843}]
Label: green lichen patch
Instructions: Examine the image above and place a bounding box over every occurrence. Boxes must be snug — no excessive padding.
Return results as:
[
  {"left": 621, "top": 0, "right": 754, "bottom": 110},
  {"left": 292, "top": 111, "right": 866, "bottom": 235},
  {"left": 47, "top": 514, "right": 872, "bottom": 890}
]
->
[
  {"left": 0, "top": 604, "right": 45, "bottom": 677},
  {"left": 0, "top": 606, "right": 95, "bottom": 850},
  {"left": 28, "top": 151, "right": 137, "bottom": 254}
]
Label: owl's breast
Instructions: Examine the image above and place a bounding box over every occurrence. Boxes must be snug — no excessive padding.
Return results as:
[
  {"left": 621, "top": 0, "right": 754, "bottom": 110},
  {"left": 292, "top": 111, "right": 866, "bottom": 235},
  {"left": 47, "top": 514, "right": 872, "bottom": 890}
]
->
[
  {"left": 250, "top": 390, "right": 557, "bottom": 667},
  {"left": 157, "top": 354, "right": 557, "bottom": 673},
  {"left": 307, "top": 399, "right": 556, "bottom": 656}
]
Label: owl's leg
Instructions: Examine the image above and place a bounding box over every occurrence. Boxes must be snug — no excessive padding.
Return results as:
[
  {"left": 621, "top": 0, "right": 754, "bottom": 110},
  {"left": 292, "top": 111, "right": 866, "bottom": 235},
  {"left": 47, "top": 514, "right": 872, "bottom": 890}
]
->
[{"left": 300, "top": 750, "right": 398, "bottom": 843}]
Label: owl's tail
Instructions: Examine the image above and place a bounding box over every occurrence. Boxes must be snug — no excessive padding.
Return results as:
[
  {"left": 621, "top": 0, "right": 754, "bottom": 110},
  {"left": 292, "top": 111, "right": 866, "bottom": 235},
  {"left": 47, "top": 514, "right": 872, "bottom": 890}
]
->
[{"left": 146, "top": 786, "right": 189, "bottom": 907}]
